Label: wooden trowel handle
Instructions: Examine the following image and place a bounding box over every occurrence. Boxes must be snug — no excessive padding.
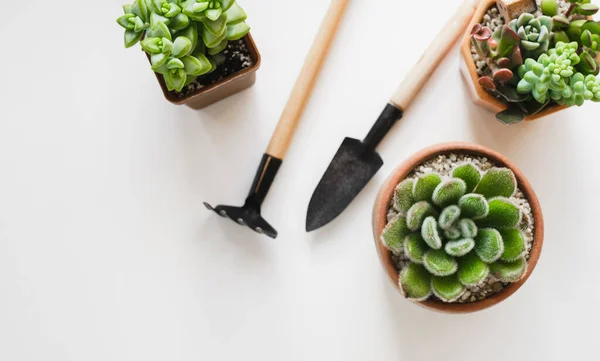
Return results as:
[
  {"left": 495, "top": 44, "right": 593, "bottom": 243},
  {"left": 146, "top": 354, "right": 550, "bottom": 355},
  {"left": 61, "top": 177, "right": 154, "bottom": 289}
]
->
[
  {"left": 266, "top": 0, "right": 350, "bottom": 160},
  {"left": 389, "top": 0, "right": 477, "bottom": 110}
]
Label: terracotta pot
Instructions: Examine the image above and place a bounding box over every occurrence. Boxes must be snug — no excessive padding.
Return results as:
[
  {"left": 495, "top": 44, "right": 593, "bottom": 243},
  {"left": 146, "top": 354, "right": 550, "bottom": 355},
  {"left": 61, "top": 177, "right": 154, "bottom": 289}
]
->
[
  {"left": 152, "top": 33, "right": 261, "bottom": 110},
  {"left": 372, "top": 143, "right": 544, "bottom": 313},
  {"left": 459, "top": 0, "right": 568, "bottom": 121}
]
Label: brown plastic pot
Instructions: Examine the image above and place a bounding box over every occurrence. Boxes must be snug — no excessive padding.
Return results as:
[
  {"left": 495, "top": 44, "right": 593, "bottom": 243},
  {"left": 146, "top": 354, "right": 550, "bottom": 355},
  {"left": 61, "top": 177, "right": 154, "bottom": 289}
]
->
[
  {"left": 152, "top": 33, "right": 261, "bottom": 110},
  {"left": 372, "top": 143, "right": 544, "bottom": 313},
  {"left": 459, "top": 0, "right": 568, "bottom": 121}
]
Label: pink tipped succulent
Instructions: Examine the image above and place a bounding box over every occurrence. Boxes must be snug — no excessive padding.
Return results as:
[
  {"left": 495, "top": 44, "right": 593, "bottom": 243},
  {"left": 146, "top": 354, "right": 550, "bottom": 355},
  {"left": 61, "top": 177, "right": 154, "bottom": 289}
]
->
[{"left": 478, "top": 76, "right": 497, "bottom": 90}]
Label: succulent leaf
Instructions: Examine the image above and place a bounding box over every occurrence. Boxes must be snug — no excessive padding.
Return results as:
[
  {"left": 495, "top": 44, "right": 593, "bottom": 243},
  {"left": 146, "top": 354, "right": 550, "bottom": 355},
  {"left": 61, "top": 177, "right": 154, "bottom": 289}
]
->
[
  {"left": 421, "top": 216, "right": 443, "bottom": 250},
  {"left": 225, "top": 2, "right": 247, "bottom": 24},
  {"left": 438, "top": 205, "right": 461, "bottom": 230},
  {"left": 404, "top": 233, "right": 429, "bottom": 264},
  {"left": 458, "top": 252, "right": 490, "bottom": 286},
  {"left": 474, "top": 228, "right": 504, "bottom": 263},
  {"left": 393, "top": 179, "right": 415, "bottom": 214},
  {"left": 500, "top": 229, "right": 527, "bottom": 262},
  {"left": 432, "top": 179, "right": 467, "bottom": 208},
  {"left": 445, "top": 238, "right": 475, "bottom": 257},
  {"left": 452, "top": 164, "right": 481, "bottom": 193},
  {"left": 474, "top": 168, "right": 517, "bottom": 199},
  {"left": 431, "top": 275, "right": 465, "bottom": 303},
  {"left": 541, "top": 0, "right": 559, "bottom": 16},
  {"left": 489, "top": 258, "right": 528, "bottom": 282},
  {"left": 479, "top": 197, "right": 522, "bottom": 229},
  {"left": 400, "top": 263, "right": 432, "bottom": 301},
  {"left": 444, "top": 227, "right": 462, "bottom": 240},
  {"left": 406, "top": 201, "right": 438, "bottom": 231},
  {"left": 413, "top": 173, "right": 442, "bottom": 202},
  {"left": 458, "top": 194, "right": 489, "bottom": 219},
  {"left": 423, "top": 249, "right": 458, "bottom": 277},
  {"left": 381, "top": 215, "right": 410, "bottom": 252},
  {"left": 458, "top": 219, "right": 478, "bottom": 238},
  {"left": 226, "top": 21, "right": 251, "bottom": 41}
]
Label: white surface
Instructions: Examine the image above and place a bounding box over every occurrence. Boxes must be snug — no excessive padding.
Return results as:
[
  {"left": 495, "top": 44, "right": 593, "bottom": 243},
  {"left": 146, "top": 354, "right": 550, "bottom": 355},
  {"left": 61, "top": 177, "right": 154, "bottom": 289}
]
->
[{"left": 1, "top": 0, "right": 599, "bottom": 360}]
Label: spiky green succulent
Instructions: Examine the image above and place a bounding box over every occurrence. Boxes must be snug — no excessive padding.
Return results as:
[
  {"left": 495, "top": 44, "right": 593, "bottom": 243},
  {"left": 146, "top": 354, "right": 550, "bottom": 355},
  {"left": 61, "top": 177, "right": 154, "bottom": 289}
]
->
[
  {"left": 381, "top": 164, "right": 528, "bottom": 303},
  {"left": 117, "top": 0, "right": 251, "bottom": 92},
  {"left": 509, "top": 13, "right": 554, "bottom": 59}
]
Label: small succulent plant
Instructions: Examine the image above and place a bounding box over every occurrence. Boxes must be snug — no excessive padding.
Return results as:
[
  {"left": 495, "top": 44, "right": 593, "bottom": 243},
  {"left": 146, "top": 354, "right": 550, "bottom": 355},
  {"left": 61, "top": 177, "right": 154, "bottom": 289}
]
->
[
  {"left": 381, "top": 164, "right": 528, "bottom": 302},
  {"left": 508, "top": 13, "right": 554, "bottom": 59},
  {"left": 117, "top": 0, "right": 251, "bottom": 92}
]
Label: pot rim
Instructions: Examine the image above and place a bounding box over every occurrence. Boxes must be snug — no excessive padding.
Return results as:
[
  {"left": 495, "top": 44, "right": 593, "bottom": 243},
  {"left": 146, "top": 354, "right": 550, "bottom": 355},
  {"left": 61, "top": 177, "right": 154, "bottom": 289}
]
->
[
  {"left": 459, "top": 0, "right": 569, "bottom": 121},
  {"left": 372, "top": 142, "right": 544, "bottom": 313},
  {"left": 153, "top": 33, "right": 261, "bottom": 105}
]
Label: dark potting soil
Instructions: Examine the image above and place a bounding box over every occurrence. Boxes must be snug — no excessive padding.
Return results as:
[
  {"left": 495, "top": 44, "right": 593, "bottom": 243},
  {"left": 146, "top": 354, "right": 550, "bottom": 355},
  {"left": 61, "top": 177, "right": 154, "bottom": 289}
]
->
[{"left": 174, "top": 39, "right": 254, "bottom": 98}]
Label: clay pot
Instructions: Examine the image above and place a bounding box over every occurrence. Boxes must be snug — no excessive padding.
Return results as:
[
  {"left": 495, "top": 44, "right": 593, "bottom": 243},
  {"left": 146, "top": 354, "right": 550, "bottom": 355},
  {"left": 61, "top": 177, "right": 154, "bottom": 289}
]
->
[
  {"left": 372, "top": 143, "right": 544, "bottom": 313},
  {"left": 152, "top": 33, "right": 261, "bottom": 110},
  {"left": 459, "top": 0, "right": 568, "bottom": 121}
]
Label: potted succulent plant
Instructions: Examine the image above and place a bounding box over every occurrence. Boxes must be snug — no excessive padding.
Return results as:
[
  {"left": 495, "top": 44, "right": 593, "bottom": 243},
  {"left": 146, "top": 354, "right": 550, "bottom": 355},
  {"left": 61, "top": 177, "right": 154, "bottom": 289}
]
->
[
  {"left": 460, "top": 0, "right": 600, "bottom": 124},
  {"left": 372, "top": 143, "right": 544, "bottom": 313},
  {"left": 117, "top": 0, "right": 260, "bottom": 109}
]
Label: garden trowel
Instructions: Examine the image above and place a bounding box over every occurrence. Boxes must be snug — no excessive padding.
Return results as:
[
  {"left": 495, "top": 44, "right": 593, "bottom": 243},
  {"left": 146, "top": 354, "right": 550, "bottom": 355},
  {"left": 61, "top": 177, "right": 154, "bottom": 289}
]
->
[
  {"left": 205, "top": 0, "right": 351, "bottom": 238},
  {"left": 306, "top": 0, "right": 478, "bottom": 232}
]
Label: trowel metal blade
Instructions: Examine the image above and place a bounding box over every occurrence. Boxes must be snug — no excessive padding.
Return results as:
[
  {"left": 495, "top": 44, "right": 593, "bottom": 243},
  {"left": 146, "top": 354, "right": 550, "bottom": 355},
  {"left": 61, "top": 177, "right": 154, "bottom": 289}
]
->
[{"left": 306, "top": 137, "right": 383, "bottom": 232}]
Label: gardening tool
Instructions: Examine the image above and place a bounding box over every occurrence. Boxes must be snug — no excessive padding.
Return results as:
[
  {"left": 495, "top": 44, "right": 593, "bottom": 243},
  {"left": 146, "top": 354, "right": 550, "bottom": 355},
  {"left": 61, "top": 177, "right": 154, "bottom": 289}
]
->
[
  {"left": 306, "top": 0, "right": 478, "bottom": 232},
  {"left": 204, "top": 0, "right": 351, "bottom": 239}
]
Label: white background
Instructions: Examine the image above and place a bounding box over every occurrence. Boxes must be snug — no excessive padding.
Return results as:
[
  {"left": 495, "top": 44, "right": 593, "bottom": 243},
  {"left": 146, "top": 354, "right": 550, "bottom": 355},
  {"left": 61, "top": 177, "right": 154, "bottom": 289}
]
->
[{"left": 1, "top": 0, "right": 599, "bottom": 360}]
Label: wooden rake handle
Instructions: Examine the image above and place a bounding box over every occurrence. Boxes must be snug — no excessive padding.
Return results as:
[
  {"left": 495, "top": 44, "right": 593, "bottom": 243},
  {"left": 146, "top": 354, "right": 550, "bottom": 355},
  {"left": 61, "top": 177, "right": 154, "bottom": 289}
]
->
[
  {"left": 390, "top": 0, "right": 478, "bottom": 110},
  {"left": 266, "top": 0, "right": 350, "bottom": 160}
]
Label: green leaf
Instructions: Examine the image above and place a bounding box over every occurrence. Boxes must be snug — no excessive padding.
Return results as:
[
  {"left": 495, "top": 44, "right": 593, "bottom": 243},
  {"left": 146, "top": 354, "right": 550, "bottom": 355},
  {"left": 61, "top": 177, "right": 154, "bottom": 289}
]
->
[
  {"left": 193, "top": 52, "right": 213, "bottom": 76},
  {"left": 117, "top": 14, "right": 136, "bottom": 30},
  {"left": 167, "top": 57, "right": 185, "bottom": 69},
  {"left": 474, "top": 228, "right": 504, "bottom": 263},
  {"left": 406, "top": 201, "right": 438, "bottom": 231},
  {"left": 202, "top": 12, "right": 228, "bottom": 36},
  {"left": 150, "top": 52, "right": 169, "bottom": 69},
  {"left": 431, "top": 275, "right": 465, "bottom": 302},
  {"left": 393, "top": 179, "right": 415, "bottom": 214},
  {"left": 207, "top": 40, "right": 229, "bottom": 55},
  {"left": 432, "top": 179, "right": 467, "bottom": 208},
  {"left": 478, "top": 197, "right": 522, "bottom": 229},
  {"left": 489, "top": 258, "right": 528, "bottom": 282},
  {"left": 181, "top": 55, "right": 204, "bottom": 75},
  {"left": 166, "top": 68, "right": 187, "bottom": 91},
  {"left": 226, "top": 21, "right": 251, "bottom": 41},
  {"left": 131, "top": 0, "right": 149, "bottom": 22},
  {"left": 400, "top": 263, "right": 432, "bottom": 301},
  {"left": 474, "top": 168, "right": 517, "bottom": 199},
  {"left": 202, "top": 24, "right": 228, "bottom": 48},
  {"left": 438, "top": 205, "right": 461, "bottom": 230},
  {"left": 444, "top": 227, "right": 461, "bottom": 240},
  {"left": 178, "top": 23, "right": 199, "bottom": 53},
  {"left": 404, "top": 233, "right": 429, "bottom": 264},
  {"left": 541, "top": 0, "right": 558, "bottom": 16},
  {"left": 445, "top": 238, "right": 475, "bottom": 257},
  {"left": 458, "top": 252, "right": 490, "bottom": 286},
  {"left": 141, "top": 37, "right": 163, "bottom": 53},
  {"left": 146, "top": 21, "right": 172, "bottom": 41},
  {"left": 500, "top": 229, "right": 526, "bottom": 262},
  {"left": 172, "top": 36, "right": 193, "bottom": 58},
  {"left": 124, "top": 29, "right": 143, "bottom": 48},
  {"left": 380, "top": 215, "right": 409, "bottom": 252},
  {"left": 221, "top": 0, "right": 235, "bottom": 11},
  {"left": 225, "top": 2, "right": 247, "bottom": 24},
  {"left": 423, "top": 249, "right": 458, "bottom": 276},
  {"left": 421, "top": 216, "right": 442, "bottom": 250},
  {"left": 495, "top": 105, "right": 525, "bottom": 125},
  {"left": 205, "top": 8, "right": 222, "bottom": 21},
  {"left": 452, "top": 164, "right": 481, "bottom": 193},
  {"left": 413, "top": 173, "right": 442, "bottom": 202},
  {"left": 169, "top": 12, "right": 190, "bottom": 31},
  {"left": 458, "top": 219, "right": 478, "bottom": 238},
  {"left": 458, "top": 194, "right": 489, "bottom": 219},
  {"left": 150, "top": 11, "right": 170, "bottom": 27}
]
